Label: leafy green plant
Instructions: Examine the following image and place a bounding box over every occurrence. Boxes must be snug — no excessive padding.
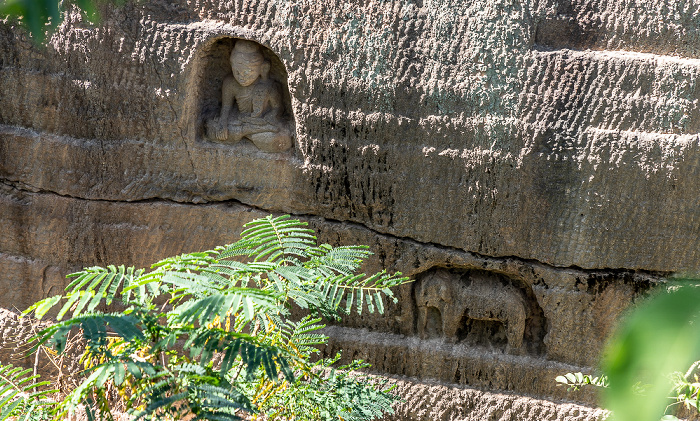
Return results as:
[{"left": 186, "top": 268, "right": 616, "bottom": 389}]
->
[
  {"left": 15, "top": 214, "right": 408, "bottom": 420},
  {"left": 602, "top": 280, "right": 700, "bottom": 421},
  {"left": 556, "top": 279, "right": 700, "bottom": 421},
  {"left": 0, "top": 0, "right": 123, "bottom": 43},
  {"left": 667, "top": 361, "right": 700, "bottom": 417},
  {"left": 0, "top": 363, "right": 56, "bottom": 421},
  {"left": 555, "top": 372, "right": 609, "bottom": 392}
]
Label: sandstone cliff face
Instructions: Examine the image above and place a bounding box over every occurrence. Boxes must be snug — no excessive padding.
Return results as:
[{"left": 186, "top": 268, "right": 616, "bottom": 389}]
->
[{"left": 0, "top": 0, "right": 697, "bottom": 419}]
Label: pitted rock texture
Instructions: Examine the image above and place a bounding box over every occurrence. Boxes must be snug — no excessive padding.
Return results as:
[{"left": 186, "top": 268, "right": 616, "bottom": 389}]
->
[
  {"left": 382, "top": 375, "right": 606, "bottom": 421},
  {"left": 0, "top": 303, "right": 607, "bottom": 421},
  {"left": 0, "top": 0, "right": 696, "bottom": 418},
  {"left": 0, "top": 308, "right": 43, "bottom": 369},
  {"left": 0, "top": 0, "right": 698, "bottom": 271},
  {"left": 320, "top": 326, "right": 601, "bottom": 406},
  {"left": 0, "top": 308, "right": 84, "bottom": 385},
  {"left": 0, "top": 190, "right": 651, "bottom": 411}
]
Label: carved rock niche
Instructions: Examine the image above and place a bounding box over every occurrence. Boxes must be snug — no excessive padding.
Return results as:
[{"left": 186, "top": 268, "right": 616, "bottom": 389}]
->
[
  {"left": 198, "top": 37, "right": 295, "bottom": 153},
  {"left": 413, "top": 268, "right": 547, "bottom": 355}
]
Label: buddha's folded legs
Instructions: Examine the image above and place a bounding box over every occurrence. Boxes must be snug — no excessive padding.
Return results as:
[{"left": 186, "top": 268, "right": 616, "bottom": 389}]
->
[
  {"left": 248, "top": 131, "right": 292, "bottom": 153},
  {"left": 206, "top": 117, "right": 291, "bottom": 152}
]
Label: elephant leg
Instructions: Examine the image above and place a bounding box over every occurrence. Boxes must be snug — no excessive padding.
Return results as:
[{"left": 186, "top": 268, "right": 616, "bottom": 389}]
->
[
  {"left": 442, "top": 306, "right": 464, "bottom": 343},
  {"left": 417, "top": 307, "right": 428, "bottom": 339},
  {"left": 505, "top": 314, "right": 526, "bottom": 349}
]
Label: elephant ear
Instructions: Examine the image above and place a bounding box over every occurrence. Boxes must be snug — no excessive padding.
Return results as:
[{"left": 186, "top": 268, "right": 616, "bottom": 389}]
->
[{"left": 439, "top": 284, "right": 451, "bottom": 301}]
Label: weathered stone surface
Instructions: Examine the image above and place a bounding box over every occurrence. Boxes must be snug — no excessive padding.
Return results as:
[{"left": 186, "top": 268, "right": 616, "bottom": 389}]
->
[
  {"left": 321, "top": 326, "right": 600, "bottom": 405},
  {"left": 382, "top": 375, "right": 606, "bottom": 421},
  {"left": 0, "top": 185, "right": 656, "bottom": 388},
  {"left": 1, "top": 0, "right": 698, "bottom": 418},
  {"left": 0, "top": 253, "right": 68, "bottom": 312},
  {"left": 0, "top": 0, "right": 699, "bottom": 271},
  {"left": 0, "top": 308, "right": 84, "bottom": 386},
  {"left": 0, "top": 306, "right": 607, "bottom": 420}
]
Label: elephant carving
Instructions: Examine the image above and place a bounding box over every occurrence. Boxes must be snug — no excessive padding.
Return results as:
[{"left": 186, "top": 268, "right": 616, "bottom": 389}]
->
[{"left": 415, "top": 269, "right": 527, "bottom": 350}]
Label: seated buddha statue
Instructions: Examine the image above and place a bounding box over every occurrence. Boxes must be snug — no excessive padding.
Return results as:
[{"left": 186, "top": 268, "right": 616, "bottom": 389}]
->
[{"left": 206, "top": 40, "right": 292, "bottom": 153}]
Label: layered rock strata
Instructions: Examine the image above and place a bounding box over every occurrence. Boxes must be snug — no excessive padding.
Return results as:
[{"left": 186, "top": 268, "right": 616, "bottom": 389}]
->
[{"left": 1, "top": 0, "right": 698, "bottom": 419}]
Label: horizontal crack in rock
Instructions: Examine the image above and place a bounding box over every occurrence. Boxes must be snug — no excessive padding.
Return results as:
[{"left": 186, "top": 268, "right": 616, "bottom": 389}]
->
[{"left": 0, "top": 178, "right": 670, "bottom": 278}]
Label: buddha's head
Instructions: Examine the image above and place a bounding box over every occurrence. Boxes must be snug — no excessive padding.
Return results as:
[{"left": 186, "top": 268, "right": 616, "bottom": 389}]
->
[{"left": 230, "top": 40, "right": 270, "bottom": 87}]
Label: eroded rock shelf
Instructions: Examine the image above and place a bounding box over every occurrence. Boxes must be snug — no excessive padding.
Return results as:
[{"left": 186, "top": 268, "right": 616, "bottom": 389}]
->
[{"left": 1, "top": 1, "right": 698, "bottom": 419}]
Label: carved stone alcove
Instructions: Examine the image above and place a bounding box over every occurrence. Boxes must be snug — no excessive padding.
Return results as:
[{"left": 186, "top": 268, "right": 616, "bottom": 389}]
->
[
  {"left": 197, "top": 37, "right": 295, "bottom": 153},
  {"left": 413, "top": 268, "right": 547, "bottom": 355}
]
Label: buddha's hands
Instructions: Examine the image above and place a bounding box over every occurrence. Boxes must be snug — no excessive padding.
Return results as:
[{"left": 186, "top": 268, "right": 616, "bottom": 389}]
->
[
  {"left": 213, "top": 117, "right": 229, "bottom": 141},
  {"left": 240, "top": 115, "right": 279, "bottom": 132}
]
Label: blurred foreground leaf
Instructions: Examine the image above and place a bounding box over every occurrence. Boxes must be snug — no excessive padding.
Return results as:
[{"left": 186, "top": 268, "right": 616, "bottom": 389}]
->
[
  {"left": 603, "top": 281, "right": 700, "bottom": 421},
  {"left": 0, "top": 0, "right": 60, "bottom": 43},
  {"left": 0, "top": 0, "right": 119, "bottom": 43}
]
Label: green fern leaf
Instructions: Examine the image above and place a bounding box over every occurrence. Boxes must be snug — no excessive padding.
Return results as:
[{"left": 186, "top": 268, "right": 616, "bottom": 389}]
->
[
  {"left": 0, "top": 363, "right": 56, "bottom": 421},
  {"left": 24, "top": 295, "right": 61, "bottom": 320}
]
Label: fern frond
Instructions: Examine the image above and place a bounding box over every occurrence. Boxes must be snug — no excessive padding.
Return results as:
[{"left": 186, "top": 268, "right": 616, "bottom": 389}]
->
[
  {"left": 284, "top": 316, "right": 327, "bottom": 357},
  {"left": 151, "top": 252, "right": 219, "bottom": 272},
  {"left": 18, "top": 214, "right": 409, "bottom": 421},
  {"left": 131, "top": 387, "right": 188, "bottom": 421},
  {"left": 315, "top": 270, "right": 408, "bottom": 314},
  {"left": 305, "top": 244, "right": 372, "bottom": 276},
  {"left": 232, "top": 215, "right": 316, "bottom": 264},
  {"left": 177, "top": 327, "right": 292, "bottom": 382},
  {"left": 193, "top": 384, "right": 249, "bottom": 414},
  {"left": 274, "top": 270, "right": 406, "bottom": 317},
  {"left": 34, "top": 313, "right": 144, "bottom": 355},
  {"left": 25, "top": 265, "right": 146, "bottom": 321},
  {"left": 171, "top": 288, "right": 278, "bottom": 327},
  {"left": 0, "top": 363, "right": 56, "bottom": 421}
]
